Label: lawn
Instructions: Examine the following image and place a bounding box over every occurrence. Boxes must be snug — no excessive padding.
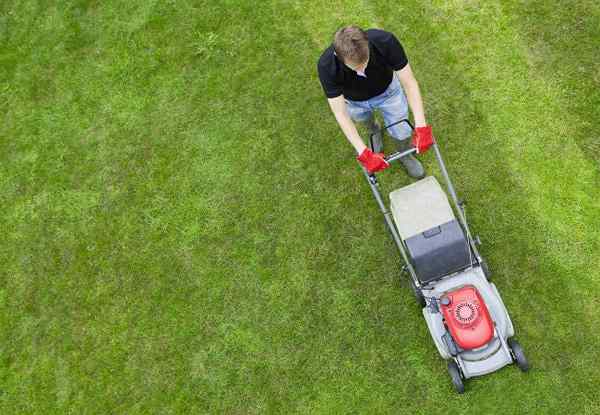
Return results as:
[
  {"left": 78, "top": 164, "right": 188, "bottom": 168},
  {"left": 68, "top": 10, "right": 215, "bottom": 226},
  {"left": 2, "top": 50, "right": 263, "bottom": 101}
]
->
[{"left": 1, "top": 0, "right": 599, "bottom": 413}]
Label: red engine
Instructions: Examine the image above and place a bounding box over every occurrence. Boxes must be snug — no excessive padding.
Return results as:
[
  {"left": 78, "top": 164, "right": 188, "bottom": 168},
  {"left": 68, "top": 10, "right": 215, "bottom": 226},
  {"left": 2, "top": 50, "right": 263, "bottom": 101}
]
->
[{"left": 440, "top": 285, "right": 494, "bottom": 350}]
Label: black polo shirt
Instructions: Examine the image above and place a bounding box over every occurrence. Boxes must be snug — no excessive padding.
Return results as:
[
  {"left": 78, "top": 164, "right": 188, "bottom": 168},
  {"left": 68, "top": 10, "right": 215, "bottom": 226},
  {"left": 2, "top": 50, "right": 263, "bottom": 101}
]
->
[{"left": 317, "top": 29, "right": 409, "bottom": 101}]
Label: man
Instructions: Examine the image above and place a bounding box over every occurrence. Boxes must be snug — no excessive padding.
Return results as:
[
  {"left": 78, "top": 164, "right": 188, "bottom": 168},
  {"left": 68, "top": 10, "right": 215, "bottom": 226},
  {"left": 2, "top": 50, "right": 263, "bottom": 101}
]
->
[{"left": 317, "top": 26, "right": 434, "bottom": 176}]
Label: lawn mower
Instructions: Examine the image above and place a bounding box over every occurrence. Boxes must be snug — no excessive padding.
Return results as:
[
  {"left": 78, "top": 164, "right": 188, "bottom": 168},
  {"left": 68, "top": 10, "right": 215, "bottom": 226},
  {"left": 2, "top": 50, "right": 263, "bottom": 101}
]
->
[{"left": 360, "top": 119, "right": 529, "bottom": 393}]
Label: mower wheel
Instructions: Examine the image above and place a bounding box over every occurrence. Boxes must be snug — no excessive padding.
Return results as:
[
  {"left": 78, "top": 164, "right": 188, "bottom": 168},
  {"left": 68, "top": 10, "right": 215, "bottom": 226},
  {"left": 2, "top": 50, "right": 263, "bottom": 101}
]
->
[
  {"left": 508, "top": 338, "right": 529, "bottom": 372},
  {"left": 447, "top": 360, "right": 465, "bottom": 394},
  {"left": 410, "top": 279, "right": 426, "bottom": 308}
]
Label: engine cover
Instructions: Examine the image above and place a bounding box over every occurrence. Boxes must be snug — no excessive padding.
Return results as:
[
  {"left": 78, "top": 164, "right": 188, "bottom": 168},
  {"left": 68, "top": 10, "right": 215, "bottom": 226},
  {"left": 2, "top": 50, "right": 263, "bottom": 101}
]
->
[{"left": 440, "top": 285, "right": 494, "bottom": 350}]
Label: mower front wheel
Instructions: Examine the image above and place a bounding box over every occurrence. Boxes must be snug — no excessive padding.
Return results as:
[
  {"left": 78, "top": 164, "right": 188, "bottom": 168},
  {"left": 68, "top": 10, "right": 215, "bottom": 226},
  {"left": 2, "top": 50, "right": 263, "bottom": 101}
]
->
[
  {"left": 508, "top": 338, "right": 529, "bottom": 372},
  {"left": 447, "top": 360, "right": 465, "bottom": 394}
]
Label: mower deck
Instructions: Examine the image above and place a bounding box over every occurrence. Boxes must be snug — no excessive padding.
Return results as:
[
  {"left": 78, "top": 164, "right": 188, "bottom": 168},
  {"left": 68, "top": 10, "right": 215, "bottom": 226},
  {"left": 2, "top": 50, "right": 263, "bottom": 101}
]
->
[{"left": 421, "top": 265, "right": 515, "bottom": 378}]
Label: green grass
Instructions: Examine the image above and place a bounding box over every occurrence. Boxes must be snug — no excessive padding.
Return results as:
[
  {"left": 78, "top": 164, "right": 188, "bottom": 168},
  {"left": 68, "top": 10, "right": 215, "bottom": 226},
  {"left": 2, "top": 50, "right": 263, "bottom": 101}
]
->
[{"left": 1, "top": 0, "right": 599, "bottom": 413}]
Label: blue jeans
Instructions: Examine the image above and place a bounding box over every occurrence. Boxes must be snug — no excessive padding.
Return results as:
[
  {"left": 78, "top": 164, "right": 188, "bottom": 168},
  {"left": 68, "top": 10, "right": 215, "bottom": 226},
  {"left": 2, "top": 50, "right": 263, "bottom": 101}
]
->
[{"left": 345, "top": 75, "right": 412, "bottom": 141}]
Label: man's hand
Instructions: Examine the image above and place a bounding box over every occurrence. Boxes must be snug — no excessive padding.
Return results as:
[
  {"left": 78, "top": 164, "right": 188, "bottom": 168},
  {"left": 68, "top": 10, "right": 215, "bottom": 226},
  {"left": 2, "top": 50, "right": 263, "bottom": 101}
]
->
[
  {"left": 357, "top": 148, "right": 389, "bottom": 174},
  {"left": 412, "top": 125, "right": 435, "bottom": 154}
]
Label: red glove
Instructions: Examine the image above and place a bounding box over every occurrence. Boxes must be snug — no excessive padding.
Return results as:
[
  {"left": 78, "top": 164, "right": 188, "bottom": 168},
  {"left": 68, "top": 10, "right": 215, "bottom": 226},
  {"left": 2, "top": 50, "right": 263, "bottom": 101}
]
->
[
  {"left": 411, "top": 126, "right": 435, "bottom": 154},
  {"left": 357, "top": 148, "right": 389, "bottom": 174}
]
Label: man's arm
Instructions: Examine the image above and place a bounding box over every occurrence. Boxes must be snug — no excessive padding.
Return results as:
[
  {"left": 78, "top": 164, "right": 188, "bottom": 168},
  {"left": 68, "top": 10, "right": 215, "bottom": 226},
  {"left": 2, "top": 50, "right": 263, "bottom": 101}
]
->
[
  {"left": 327, "top": 95, "right": 367, "bottom": 155},
  {"left": 395, "top": 63, "right": 426, "bottom": 127},
  {"left": 395, "top": 63, "right": 434, "bottom": 153}
]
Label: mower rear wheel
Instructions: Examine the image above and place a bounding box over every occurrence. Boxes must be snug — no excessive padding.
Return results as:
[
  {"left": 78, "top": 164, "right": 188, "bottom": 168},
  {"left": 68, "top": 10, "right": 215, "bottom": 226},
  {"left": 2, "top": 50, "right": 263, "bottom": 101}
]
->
[
  {"left": 447, "top": 360, "right": 465, "bottom": 394},
  {"left": 508, "top": 338, "right": 529, "bottom": 372}
]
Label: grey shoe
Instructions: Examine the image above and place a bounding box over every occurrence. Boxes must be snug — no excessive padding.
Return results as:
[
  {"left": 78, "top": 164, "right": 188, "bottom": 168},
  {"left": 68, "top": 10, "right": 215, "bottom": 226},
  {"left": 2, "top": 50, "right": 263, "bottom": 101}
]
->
[
  {"left": 367, "top": 120, "right": 383, "bottom": 153},
  {"left": 397, "top": 139, "right": 426, "bottom": 179}
]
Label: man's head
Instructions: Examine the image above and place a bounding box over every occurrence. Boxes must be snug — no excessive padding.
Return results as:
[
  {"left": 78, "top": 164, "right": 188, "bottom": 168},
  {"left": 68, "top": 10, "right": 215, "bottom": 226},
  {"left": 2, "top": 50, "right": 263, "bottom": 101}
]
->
[{"left": 333, "top": 26, "right": 369, "bottom": 72}]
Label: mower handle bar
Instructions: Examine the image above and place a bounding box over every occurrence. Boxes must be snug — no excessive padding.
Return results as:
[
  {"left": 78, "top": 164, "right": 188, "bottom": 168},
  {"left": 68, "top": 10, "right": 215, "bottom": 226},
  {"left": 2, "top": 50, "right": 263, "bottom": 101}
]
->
[
  {"left": 374, "top": 118, "right": 418, "bottom": 165},
  {"left": 385, "top": 147, "right": 417, "bottom": 163}
]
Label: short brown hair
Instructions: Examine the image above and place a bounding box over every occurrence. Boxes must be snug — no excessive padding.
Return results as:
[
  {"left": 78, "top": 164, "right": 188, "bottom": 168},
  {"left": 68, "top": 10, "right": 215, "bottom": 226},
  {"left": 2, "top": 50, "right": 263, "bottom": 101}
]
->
[{"left": 333, "top": 26, "right": 369, "bottom": 64}]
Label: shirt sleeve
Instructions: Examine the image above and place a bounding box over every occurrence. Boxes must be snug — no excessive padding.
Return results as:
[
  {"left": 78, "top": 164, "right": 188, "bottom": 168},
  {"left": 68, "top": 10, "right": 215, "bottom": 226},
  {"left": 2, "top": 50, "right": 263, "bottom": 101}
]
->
[
  {"left": 379, "top": 32, "right": 409, "bottom": 71},
  {"left": 317, "top": 59, "right": 343, "bottom": 98}
]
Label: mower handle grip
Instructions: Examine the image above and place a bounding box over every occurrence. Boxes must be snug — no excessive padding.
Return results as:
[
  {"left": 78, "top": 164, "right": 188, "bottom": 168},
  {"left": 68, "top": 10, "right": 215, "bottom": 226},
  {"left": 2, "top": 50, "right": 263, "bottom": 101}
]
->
[
  {"left": 363, "top": 147, "right": 417, "bottom": 179},
  {"left": 385, "top": 147, "right": 417, "bottom": 163}
]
